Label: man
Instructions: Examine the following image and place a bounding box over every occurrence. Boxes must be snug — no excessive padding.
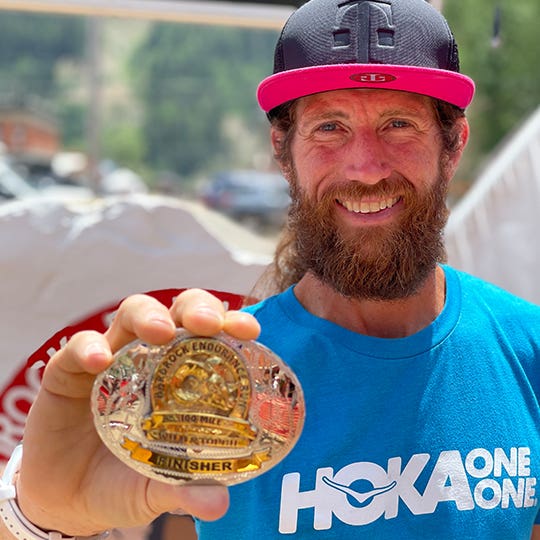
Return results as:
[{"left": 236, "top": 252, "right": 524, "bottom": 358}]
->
[{"left": 1, "top": 0, "right": 539, "bottom": 538}]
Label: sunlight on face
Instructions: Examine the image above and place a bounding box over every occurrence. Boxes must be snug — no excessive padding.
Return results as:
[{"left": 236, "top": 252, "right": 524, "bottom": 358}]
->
[{"left": 285, "top": 89, "right": 451, "bottom": 300}]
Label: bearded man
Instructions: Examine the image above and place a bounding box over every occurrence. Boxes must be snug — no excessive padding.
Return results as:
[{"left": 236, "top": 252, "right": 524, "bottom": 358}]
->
[{"left": 2, "top": 1, "right": 539, "bottom": 539}]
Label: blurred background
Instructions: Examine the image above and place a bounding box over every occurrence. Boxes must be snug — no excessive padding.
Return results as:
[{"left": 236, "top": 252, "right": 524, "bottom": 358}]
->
[
  {"left": 0, "top": 0, "right": 293, "bottom": 232},
  {"left": 0, "top": 0, "right": 536, "bottom": 216}
]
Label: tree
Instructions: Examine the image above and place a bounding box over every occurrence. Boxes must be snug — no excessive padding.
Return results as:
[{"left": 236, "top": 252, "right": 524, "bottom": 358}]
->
[
  {"left": 0, "top": 12, "right": 86, "bottom": 153},
  {"left": 131, "top": 23, "right": 278, "bottom": 178},
  {"left": 0, "top": 12, "right": 84, "bottom": 100},
  {"left": 444, "top": 0, "right": 540, "bottom": 175}
]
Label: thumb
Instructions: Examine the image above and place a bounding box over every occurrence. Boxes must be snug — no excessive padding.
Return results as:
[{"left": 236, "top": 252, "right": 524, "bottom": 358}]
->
[{"left": 147, "top": 481, "right": 230, "bottom": 522}]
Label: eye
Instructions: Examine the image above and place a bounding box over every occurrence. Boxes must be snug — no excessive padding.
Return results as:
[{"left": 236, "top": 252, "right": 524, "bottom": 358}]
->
[
  {"left": 318, "top": 122, "right": 338, "bottom": 132},
  {"left": 390, "top": 119, "right": 411, "bottom": 129}
]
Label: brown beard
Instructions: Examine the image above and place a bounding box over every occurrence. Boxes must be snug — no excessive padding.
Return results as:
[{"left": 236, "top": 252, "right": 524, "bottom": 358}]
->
[{"left": 288, "top": 173, "right": 450, "bottom": 301}]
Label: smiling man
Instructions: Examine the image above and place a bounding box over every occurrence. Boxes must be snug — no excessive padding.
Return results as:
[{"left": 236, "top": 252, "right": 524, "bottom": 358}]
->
[
  {"left": 277, "top": 89, "right": 460, "bottom": 305},
  {"left": 1, "top": 0, "right": 539, "bottom": 539}
]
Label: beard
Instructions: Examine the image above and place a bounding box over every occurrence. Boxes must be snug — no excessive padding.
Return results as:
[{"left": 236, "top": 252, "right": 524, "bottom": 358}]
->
[{"left": 287, "top": 171, "right": 450, "bottom": 301}]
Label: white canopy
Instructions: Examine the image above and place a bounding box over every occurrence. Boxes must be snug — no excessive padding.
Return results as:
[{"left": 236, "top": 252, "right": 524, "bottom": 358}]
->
[
  {"left": 446, "top": 107, "right": 540, "bottom": 305},
  {"left": 0, "top": 194, "right": 274, "bottom": 387}
]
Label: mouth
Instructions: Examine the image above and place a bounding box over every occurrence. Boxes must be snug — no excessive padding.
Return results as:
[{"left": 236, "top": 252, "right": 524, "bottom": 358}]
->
[{"left": 336, "top": 196, "right": 401, "bottom": 214}]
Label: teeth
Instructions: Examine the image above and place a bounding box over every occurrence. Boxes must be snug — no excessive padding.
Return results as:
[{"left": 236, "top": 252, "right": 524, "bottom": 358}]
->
[{"left": 338, "top": 197, "right": 399, "bottom": 214}]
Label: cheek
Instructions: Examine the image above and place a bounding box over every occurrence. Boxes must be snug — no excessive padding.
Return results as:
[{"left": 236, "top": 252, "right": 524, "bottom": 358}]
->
[
  {"left": 390, "top": 143, "right": 442, "bottom": 185},
  {"left": 292, "top": 134, "right": 343, "bottom": 169},
  {"left": 290, "top": 144, "right": 330, "bottom": 192},
  {"left": 293, "top": 139, "right": 353, "bottom": 191}
]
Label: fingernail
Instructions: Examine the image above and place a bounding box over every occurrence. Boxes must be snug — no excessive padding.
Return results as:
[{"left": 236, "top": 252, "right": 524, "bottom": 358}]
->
[
  {"left": 85, "top": 342, "right": 108, "bottom": 359},
  {"left": 148, "top": 311, "right": 175, "bottom": 330},
  {"left": 196, "top": 305, "right": 223, "bottom": 323}
]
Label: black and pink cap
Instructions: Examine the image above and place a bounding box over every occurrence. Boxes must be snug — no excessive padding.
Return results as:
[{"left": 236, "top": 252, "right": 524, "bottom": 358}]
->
[{"left": 257, "top": 0, "right": 475, "bottom": 114}]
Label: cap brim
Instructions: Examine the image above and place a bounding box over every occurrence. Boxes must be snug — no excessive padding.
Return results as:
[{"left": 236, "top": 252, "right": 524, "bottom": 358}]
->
[{"left": 257, "top": 64, "right": 475, "bottom": 112}]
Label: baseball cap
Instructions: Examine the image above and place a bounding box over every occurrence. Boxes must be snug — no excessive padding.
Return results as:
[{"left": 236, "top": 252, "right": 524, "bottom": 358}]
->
[{"left": 257, "top": 0, "right": 475, "bottom": 114}]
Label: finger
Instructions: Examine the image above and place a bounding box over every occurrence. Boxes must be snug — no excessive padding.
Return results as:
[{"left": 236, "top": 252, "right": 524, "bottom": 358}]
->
[
  {"left": 41, "top": 330, "right": 112, "bottom": 398},
  {"left": 147, "top": 482, "right": 229, "bottom": 522},
  {"left": 105, "top": 294, "right": 176, "bottom": 352},
  {"left": 171, "top": 289, "right": 226, "bottom": 336},
  {"left": 172, "top": 290, "right": 261, "bottom": 340},
  {"left": 223, "top": 311, "right": 261, "bottom": 341}
]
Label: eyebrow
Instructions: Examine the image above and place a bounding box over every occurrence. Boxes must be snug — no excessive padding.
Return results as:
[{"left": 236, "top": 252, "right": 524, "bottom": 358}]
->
[
  {"left": 298, "top": 96, "right": 435, "bottom": 129},
  {"left": 380, "top": 107, "right": 431, "bottom": 119},
  {"left": 299, "top": 109, "right": 350, "bottom": 126}
]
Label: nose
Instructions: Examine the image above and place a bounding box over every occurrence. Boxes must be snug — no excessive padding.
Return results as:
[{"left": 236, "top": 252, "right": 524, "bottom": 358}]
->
[{"left": 343, "top": 129, "right": 392, "bottom": 185}]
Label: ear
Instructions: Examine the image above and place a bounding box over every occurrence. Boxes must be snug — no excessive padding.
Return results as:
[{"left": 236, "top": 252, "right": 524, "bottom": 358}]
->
[
  {"left": 445, "top": 117, "right": 470, "bottom": 178},
  {"left": 270, "top": 126, "right": 291, "bottom": 179},
  {"left": 270, "top": 126, "right": 284, "bottom": 157}
]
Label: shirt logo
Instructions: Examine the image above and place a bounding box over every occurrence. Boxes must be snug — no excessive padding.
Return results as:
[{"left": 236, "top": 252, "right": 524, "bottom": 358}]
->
[
  {"left": 279, "top": 447, "right": 537, "bottom": 534},
  {"left": 322, "top": 475, "right": 397, "bottom": 504}
]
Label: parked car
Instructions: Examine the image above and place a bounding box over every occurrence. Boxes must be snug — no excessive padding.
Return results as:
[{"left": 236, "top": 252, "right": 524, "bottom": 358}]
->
[
  {"left": 0, "top": 159, "right": 93, "bottom": 202},
  {"left": 0, "top": 160, "right": 38, "bottom": 200},
  {"left": 201, "top": 170, "right": 290, "bottom": 231}
]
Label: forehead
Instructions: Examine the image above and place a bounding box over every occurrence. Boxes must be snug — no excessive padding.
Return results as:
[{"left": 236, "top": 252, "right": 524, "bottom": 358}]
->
[{"left": 296, "top": 88, "right": 435, "bottom": 120}]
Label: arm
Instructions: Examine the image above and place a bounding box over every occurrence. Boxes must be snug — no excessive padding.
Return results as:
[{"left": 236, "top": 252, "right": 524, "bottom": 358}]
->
[
  {"left": 1, "top": 289, "right": 260, "bottom": 538},
  {"left": 531, "top": 525, "right": 540, "bottom": 540}
]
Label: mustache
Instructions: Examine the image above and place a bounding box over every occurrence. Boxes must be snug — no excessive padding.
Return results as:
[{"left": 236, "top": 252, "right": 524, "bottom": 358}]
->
[{"left": 290, "top": 177, "right": 416, "bottom": 210}]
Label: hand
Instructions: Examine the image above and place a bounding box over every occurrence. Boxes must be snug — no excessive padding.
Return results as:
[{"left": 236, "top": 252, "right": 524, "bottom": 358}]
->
[{"left": 16, "top": 289, "right": 261, "bottom": 536}]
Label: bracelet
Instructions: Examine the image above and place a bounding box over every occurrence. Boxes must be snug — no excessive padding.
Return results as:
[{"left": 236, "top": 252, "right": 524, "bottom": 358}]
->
[{"left": 0, "top": 445, "right": 110, "bottom": 540}]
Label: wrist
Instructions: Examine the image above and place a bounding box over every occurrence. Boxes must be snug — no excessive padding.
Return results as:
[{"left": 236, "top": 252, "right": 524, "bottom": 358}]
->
[{"left": 0, "top": 445, "right": 110, "bottom": 540}]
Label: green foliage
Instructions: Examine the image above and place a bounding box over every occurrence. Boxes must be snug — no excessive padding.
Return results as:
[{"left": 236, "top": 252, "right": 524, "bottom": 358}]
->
[
  {"left": 130, "top": 23, "right": 278, "bottom": 178},
  {"left": 102, "top": 123, "right": 146, "bottom": 171},
  {"left": 0, "top": 12, "right": 84, "bottom": 99},
  {"left": 444, "top": 0, "right": 540, "bottom": 169},
  {"left": 56, "top": 103, "right": 86, "bottom": 150}
]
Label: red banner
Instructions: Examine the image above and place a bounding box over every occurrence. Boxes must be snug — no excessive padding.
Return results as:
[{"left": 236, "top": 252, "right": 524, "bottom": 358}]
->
[{"left": 0, "top": 288, "right": 245, "bottom": 462}]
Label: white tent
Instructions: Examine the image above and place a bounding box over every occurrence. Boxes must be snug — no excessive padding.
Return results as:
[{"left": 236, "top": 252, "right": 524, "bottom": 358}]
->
[
  {"left": 446, "top": 107, "right": 540, "bottom": 305},
  {"left": 0, "top": 194, "right": 274, "bottom": 388}
]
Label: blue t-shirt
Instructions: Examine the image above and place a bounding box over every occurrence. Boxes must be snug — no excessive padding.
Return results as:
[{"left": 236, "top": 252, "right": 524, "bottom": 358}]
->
[{"left": 197, "top": 266, "right": 540, "bottom": 539}]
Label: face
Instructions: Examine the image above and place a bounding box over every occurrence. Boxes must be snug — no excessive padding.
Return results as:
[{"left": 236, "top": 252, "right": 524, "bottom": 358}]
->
[{"left": 272, "top": 89, "right": 466, "bottom": 300}]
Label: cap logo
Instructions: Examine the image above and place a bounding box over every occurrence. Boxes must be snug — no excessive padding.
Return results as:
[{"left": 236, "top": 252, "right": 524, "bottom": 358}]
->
[
  {"left": 350, "top": 73, "right": 396, "bottom": 83},
  {"left": 334, "top": 0, "right": 395, "bottom": 61}
]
